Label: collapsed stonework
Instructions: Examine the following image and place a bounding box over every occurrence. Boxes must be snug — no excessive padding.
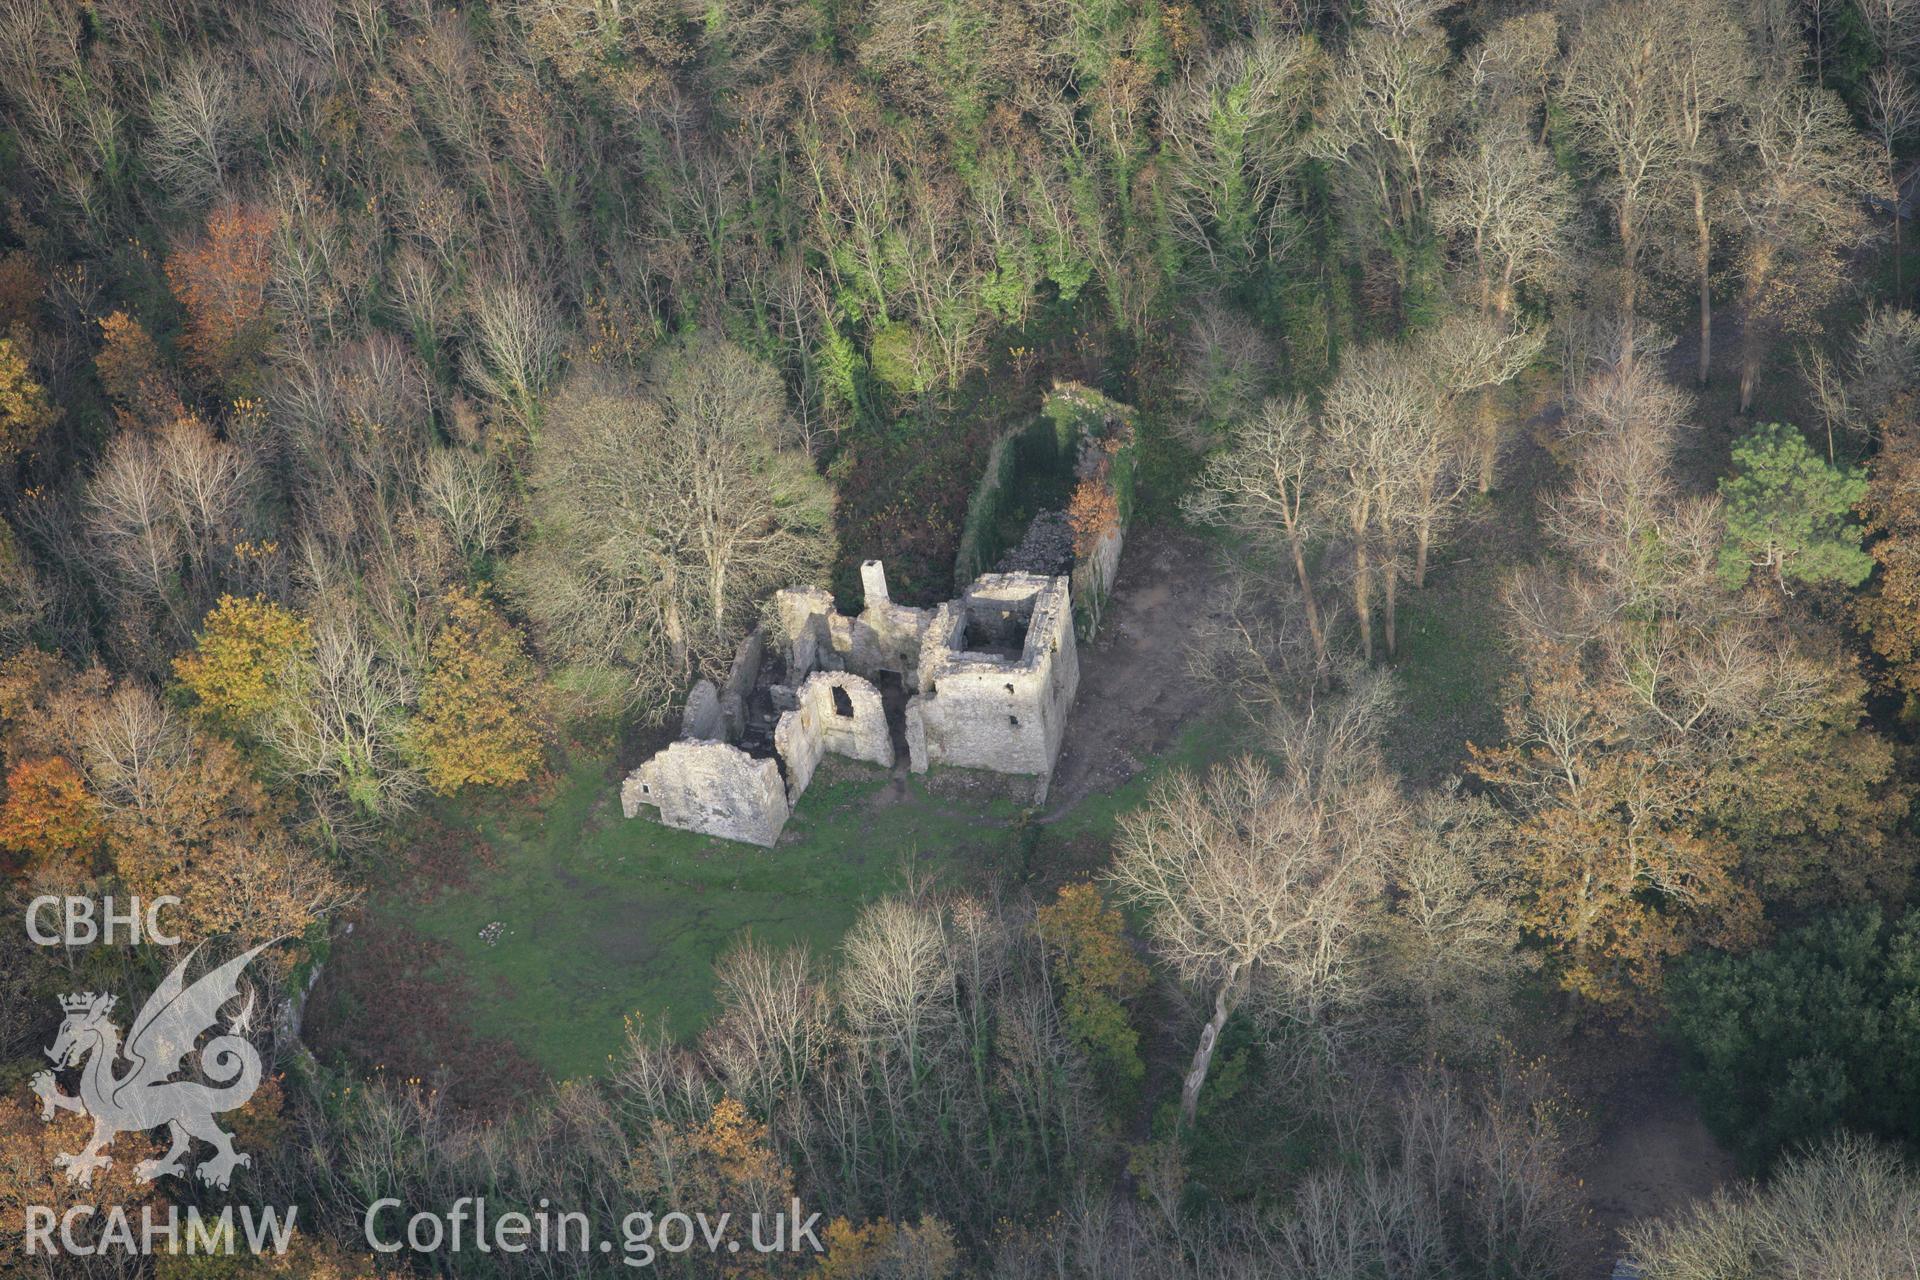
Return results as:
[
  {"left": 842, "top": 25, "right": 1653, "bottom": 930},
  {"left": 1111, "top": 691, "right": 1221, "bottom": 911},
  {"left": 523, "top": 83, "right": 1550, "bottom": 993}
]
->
[{"left": 621, "top": 560, "right": 1079, "bottom": 846}]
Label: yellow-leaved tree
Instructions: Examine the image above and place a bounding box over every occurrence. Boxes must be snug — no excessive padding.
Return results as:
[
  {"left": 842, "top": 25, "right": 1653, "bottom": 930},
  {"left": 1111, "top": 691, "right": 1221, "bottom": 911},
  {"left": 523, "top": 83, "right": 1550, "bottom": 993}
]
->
[
  {"left": 0, "top": 337, "right": 55, "bottom": 459},
  {"left": 412, "top": 588, "right": 547, "bottom": 795},
  {"left": 173, "top": 595, "right": 314, "bottom": 732}
]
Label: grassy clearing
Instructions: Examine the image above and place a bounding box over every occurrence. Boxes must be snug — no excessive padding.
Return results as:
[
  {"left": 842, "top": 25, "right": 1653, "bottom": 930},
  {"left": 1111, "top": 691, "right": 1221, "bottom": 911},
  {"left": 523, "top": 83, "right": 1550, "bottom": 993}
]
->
[
  {"left": 398, "top": 754, "right": 1024, "bottom": 1079},
  {"left": 385, "top": 715, "right": 1230, "bottom": 1082},
  {"left": 1386, "top": 572, "right": 1512, "bottom": 782}
]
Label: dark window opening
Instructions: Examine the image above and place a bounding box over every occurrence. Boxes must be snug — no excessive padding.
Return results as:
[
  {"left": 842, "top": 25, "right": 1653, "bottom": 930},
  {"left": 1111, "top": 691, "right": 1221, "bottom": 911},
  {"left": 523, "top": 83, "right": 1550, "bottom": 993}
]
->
[{"left": 831, "top": 685, "right": 854, "bottom": 718}]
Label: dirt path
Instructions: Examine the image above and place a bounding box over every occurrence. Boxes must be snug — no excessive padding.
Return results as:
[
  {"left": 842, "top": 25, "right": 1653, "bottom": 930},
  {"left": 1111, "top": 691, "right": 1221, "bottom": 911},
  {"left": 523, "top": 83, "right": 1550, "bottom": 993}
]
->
[
  {"left": 1568, "top": 1040, "right": 1740, "bottom": 1277},
  {"left": 1044, "top": 525, "right": 1226, "bottom": 816}
]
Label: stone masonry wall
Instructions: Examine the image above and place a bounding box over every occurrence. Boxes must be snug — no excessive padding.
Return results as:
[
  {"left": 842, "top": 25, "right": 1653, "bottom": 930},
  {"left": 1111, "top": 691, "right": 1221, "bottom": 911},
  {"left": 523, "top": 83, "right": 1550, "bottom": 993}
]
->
[
  {"left": 774, "top": 672, "right": 893, "bottom": 803},
  {"left": 906, "top": 573, "right": 1078, "bottom": 791},
  {"left": 620, "top": 740, "right": 790, "bottom": 848},
  {"left": 776, "top": 560, "right": 930, "bottom": 689}
]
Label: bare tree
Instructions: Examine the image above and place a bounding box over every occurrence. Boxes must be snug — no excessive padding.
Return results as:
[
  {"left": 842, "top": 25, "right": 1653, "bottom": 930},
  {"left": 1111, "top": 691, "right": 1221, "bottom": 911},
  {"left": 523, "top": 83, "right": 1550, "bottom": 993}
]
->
[
  {"left": 1801, "top": 0, "right": 1850, "bottom": 86},
  {"left": 76, "top": 682, "right": 192, "bottom": 823},
  {"left": 144, "top": 55, "right": 254, "bottom": 210},
  {"left": 1159, "top": 36, "right": 1318, "bottom": 278},
  {"left": 1183, "top": 395, "right": 1329, "bottom": 674},
  {"left": 1730, "top": 81, "right": 1879, "bottom": 411},
  {"left": 1321, "top": 345, "right": 1425, "bottom": 662},
  {"left": 1802, "top": 305, "right": 1920, "bottom": 450},
  {"left": 260, "top": 611, "right": 422, "bottom": 834},
  {"left": 1173, "top": 301, "right": 1280, "bottom": 448},
  {"left": 1553, "top": 340, "right": 1695, "bottom": 460},
  {"left": 417, "top": 447, "right": 512, "bottom": 561},
  {"left": 1858, "top": 0, "right": 1920, "bottom": 82},
  {"left": 1470, "top": 11, "right": 1561, "bottom": 142},
  {"left": 1625, "top": 1133, "right": 1920, "bottom": 1278},
  {"left": 1415, "top": 312, "right": 1545, "bottom": 509},
  {"left": 893, "top": 159, "right": 992, "bottom": 389},
  {"left": 839, "top": 896, "right": 960, "bottom": 1083},
  {"left": 1557, "top": 0, "right": 1687, "bottom": 334},
  {"left": 1312, "top": 9, "right": 1453, "bottom": 314},
  {"left": 1314, "top": 318, "right": 1538, "bottom": 659},
  {"left": 1433, "top": 114, "right": 1572, "bottom": 324},
  {"left": 1656, "top": 0, "right": 1753, "bottom": 386},
  {"left": 1375, "top": 788, "right": 1529, "bottom": 1058},
  {"left": 1397, "top": 1058, "right": 1591, "bottom": 1277},
  {"left": 84, "top": 430, "right": 185, "bottom": 646},
  {"left": 0, "top": 519, "right": 48, "bottom": 648},
  {"left": 508, "top": 336, "right": 833, "bottom": 715},
  {"left": 265, "top": 168, "right": 375, "bottom": 348},
  {"left": 1864, "top": 66, "right": 1920, "bottom": 299},
  {"left": 1108, "top": 681, "right": 1401, "bottom": 1125},
  {"left": 83, "top": 417, "right": 259, "bottom": 669},
  {"left": 703, "top": 938, "right": 832, "bottom": 1121},
  {"left": 462, "top": 276, "right": 567, "bottom": 439}
]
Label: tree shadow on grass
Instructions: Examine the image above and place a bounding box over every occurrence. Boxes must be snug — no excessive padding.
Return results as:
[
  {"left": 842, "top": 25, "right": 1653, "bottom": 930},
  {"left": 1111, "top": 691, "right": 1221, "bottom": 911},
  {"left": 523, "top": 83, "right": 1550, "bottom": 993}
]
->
[{"left": 303, "top": 915, "right": 545, "bottom": 1112}]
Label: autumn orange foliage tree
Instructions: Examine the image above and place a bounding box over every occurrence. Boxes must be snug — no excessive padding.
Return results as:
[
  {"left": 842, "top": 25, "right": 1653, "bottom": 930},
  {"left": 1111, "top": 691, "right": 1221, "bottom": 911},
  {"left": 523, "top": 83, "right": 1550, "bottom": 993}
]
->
[
  {"left": 0, "top": 250, "right": 39, "bottom": 331},
  {"left": 104, "top": 718, "right": 344, "bottom": 948},
  {"left": 1855, "top": 399, "right": 1920, "bottom": 704},
  {"left": 154, "top": 1229, "right": 383, "bottom": 1280},
  {"left": 0, "top": 1099, "right": 165, "bottom": 1243},
  {"left": 0, "top": 336, "right": 55, "bottom": 460},
  {"left": 3, "top": 650, "right": 344, "bottom": 947},
  {"left": 1477, "top": 392, "right": 1905, "bottom": 1011},
  {"left": 628, "top": 1096, "right": 806, "bottom": 1275},
  {"left": 816, "top": 1215, "right": 962, "bottom": 1280},
  {"left": 0, "top": 756, "right": 102, "bottom": 877},
  {"left": 165, "top": 201, "right": 276, "bottom": 384},
  {"left": 1473, "top": 649, "right": 1762, "bottom": 1011},
  {"left": 94, "top": 309, "right": 187, "bottom": 431},
  {"left": 1065, "top": 437, "right": 1123, "bottom": 558}
]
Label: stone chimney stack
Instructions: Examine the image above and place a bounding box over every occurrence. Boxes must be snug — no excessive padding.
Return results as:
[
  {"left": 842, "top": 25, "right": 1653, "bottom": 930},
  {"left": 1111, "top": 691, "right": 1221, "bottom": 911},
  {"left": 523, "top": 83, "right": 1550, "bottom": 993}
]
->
[{"left": 860, "top": 560, "right": 890, "bottom": 610}]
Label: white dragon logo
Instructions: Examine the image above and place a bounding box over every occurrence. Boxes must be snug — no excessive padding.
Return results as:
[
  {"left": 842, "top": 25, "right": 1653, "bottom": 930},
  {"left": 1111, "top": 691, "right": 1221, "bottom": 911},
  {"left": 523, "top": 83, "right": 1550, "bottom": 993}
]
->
[{"left": 30, "top": 941, "right": 275, "bottom": 1190}]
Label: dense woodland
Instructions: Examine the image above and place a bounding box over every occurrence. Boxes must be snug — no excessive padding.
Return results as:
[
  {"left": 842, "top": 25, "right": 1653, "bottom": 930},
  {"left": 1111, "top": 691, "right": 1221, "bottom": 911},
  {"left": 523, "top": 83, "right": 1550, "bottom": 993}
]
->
[{"left": 3, "top": 0, "right": 1920, "bottom": 1275}]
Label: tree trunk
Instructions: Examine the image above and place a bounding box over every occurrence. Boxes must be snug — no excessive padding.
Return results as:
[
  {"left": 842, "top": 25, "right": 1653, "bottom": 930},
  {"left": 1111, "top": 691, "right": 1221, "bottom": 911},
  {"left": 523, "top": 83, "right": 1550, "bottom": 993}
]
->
[
  {"left": 1619, "top": 199, "right": 1638, "bottom": 335},
  {"left": 1475, "top": 226, "right": 1492, "bottom": 318},
  {"left": 1354, "top": 539, "right": 1374, "bottom": 664},
  {"left": 1179, "top": 965, "right": 1246, "bottom": 1127},
  {"left": 1287, "top": 530, "right": 1327, "bottom": 680},
  {"left": 664, "top": 599, "right": 688, "bottom": 674},
  {"left": 1476, "top": 388, "right": 1499, "bottom": 494},
  {"left": 1739, "top": 252, "right": 1772, "bottom": 414},
  {"left": 1384, "top": 562, "right": 1400, "bottom": 659},
  {"left": 1414, "top": 521, "right": 1432, "bottom": 590},
  {"left": 1896, "top": 205, "right": 1906, "bottom": 303},
  {"left": 1694, "top": 179, "right": 1712, "bottom": 386}
]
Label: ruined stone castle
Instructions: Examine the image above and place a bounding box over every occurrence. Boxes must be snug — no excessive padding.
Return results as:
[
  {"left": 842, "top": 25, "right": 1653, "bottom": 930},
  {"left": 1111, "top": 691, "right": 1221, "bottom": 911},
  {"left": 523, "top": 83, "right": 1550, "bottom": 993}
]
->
[{"left": 620, "top": 561, "right": 1079, "bottom": 846}]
